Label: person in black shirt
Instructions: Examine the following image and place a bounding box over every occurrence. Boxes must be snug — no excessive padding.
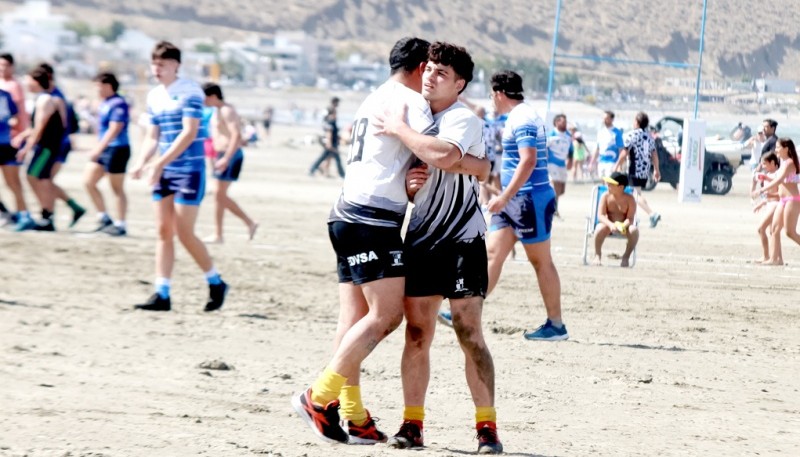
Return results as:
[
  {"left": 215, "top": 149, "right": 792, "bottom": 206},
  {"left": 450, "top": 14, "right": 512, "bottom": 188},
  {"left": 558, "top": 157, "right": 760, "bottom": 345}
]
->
[
  {"left": 308, "top": 98, "right": 345, "bottom": 178},
  {"left": 761, "top": 118, "right": 778, "bottom": 157}
]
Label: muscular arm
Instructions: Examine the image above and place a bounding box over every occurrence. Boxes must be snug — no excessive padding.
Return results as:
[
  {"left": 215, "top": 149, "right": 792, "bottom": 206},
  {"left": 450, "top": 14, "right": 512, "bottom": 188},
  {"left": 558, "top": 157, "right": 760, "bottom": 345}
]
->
[
  {"left": 443, "top": 154, "right": 491, "bottom": 181},
  {"left": 22, "top": 96, "right": 54, "bottom": 149},
  {"left": 391, "top": 121, "right": 462, "bottom": 169}
]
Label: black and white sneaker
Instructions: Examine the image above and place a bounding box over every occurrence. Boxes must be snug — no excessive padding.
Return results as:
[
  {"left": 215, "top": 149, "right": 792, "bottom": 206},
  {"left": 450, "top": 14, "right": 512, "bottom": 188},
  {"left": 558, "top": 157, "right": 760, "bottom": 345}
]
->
[
  {"left": 134, "top": 293, "right": 171, "bottom": 312},
  {"left": 204, "top": 281, "right": 228, "bottom": 312},
  {"left": 101, "top": 225, "right": 127, "bottom": 237},
  {"left": 94, "top": 218, "right": 113, "bottom": 232}
]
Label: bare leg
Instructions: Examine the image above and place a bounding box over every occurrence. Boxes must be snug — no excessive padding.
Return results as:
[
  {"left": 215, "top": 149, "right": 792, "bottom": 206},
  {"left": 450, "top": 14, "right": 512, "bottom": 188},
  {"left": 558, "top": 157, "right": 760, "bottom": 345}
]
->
[
  {"left": 621, "top": 226, "right": 640, "bottom": 267},
  {"left": 486, "top": 227, "right": 517, "bottom": 295},
  {"left": 783, "top": 200, "right": 800, "bottom": 247},
  {"left": 1, "top": 165, "right": 28, "bottom": 212},
  {"left": 174, "top": 203, "right": 214, "bottom": 272},
  {"left": 84, "top": 163, "right": 107, "bottom": 215},
  {"left": 327, "top": 277, "right": 405, "bottom": 380},
  {"left": 108, "top": 173, "right": 127, "bottom": 223},
  {"left": 220, "top": 180, "right": 257, "bottom": 238},
  {"left": 333, "top": 283, "right": 370, "bottom": 387},
  {"left": 451, "top": 296, "right": 495, "bottom": 407},
  {"left": 155, "top": 198, "right": 176, "bottom": 279},
  {"left": 593, "top": 223, "right": 610, "bottom": 265},
  {"left": 756, "top": 204, "right": 776, "bottom": 262},
  {"left": 400, "top": 296, "right": 441, "bottom": 408},
  {"left": 767, "top": 205, "right": 785, "bottom": 265},
  {"left": 521, "top": 239, "right": 562, "bottom": 321},
  {"left": 634, "top": 188, "right": 655, "bottom": 217}
]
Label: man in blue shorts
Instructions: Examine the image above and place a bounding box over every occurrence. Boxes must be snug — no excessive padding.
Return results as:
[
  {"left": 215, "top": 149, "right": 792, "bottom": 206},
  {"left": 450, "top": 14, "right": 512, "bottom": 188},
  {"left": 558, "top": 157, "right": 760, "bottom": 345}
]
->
[
  {"left": 84, "top": 72, "right": 130, "bottom": 236},
  {"left": 201, "top": 82, "right": 258, "bottom": 244},
  {"left": 485, "top": 71, "right": 568, "bottom": 341},
  {"left": 130, "top": 41, "right": 227, "bottom": 312}
]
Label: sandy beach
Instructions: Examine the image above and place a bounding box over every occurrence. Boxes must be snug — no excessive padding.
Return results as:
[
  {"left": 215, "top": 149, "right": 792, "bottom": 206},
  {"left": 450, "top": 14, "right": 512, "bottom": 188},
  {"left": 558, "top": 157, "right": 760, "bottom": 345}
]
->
[{"left": 1, "top": 115, "right": 799, "bottom": 457}]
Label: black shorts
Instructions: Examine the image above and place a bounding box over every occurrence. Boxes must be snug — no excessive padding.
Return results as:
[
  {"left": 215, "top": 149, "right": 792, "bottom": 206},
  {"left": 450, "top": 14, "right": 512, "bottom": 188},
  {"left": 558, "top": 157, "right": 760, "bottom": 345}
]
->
[
  {"left": 27, "top": 145, "right": 59, "bottom": 179},
  {"left": 96, "top": 145, "right": 131, "bottom": 174},
  {"left": 405, "top": 236, "right": 488, "bottom": 299},
  {"left": 0, "top": 144, "right": 19, "bottom": 166},
  {"left": 328, "top": 221, "right": 405, "bottom": 285},
  {"left": 630, "top": 176, "right": 648, "bottom": 188}
]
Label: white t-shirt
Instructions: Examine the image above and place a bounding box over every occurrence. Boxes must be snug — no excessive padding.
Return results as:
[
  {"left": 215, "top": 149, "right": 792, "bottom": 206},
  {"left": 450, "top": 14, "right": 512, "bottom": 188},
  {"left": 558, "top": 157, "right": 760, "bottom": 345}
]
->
[
  {"left": 406, "top": 101, "right": 486, "bottom": 248},
  {"left": 329, "top": 80, "right": 434, "bottom": 227}
]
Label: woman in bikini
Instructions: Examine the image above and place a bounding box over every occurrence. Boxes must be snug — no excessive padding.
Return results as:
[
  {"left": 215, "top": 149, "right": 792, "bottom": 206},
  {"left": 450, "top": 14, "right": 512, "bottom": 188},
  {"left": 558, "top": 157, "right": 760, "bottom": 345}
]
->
[
  {"left": 751, "top": 152, "right": 780, "bottom": 263},
  {"left": 752, "top": 138, "right": 800, "bottom": 265}
]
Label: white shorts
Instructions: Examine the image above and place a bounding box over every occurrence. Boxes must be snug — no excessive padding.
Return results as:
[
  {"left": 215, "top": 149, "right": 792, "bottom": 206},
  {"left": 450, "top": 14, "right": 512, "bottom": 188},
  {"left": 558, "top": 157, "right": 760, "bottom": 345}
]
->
[
  {"left": 548, "top": 164, "right": 568, "bottom": 183},
  {"left": 598, "top": 162, "right": 616, "bottom": 178}
]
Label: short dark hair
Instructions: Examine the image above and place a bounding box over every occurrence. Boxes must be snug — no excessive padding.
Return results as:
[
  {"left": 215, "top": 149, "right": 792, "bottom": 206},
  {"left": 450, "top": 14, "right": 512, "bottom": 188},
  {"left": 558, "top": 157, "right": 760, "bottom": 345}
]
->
[
  {"left": 763, "top": 118, "right": 778, "bottom": 129},
  {"left": 761, "top": 151, "right": 779, "bottom": 166},
  {"left": 635, "top": 112, "right": 649, "bottom": 129},
  {"left": 605, "top": 110, "right": 615, "bottom": 120},
  {"left": 37, "top": 62, "right": 54, "bottom": 78},
  {"left": 330, "top": 96, "right": 340, "bottom": 105},
  {"left": 202, "top": 82, "right": 223, "bottom": 100},
  {"left": 0, "top": 53, "right": 13, "bottom": 65},
  {"left": 553, "top": 114, "right": 566, "bottom": 126},
  {"left": 490, "top": 70, "right": 524, "bottom": 100},
  {"left": 94, "top": 72, "right": 120, "bottom": 92},
  {"left": 28, "top": 67, "right": 50, "bottom": 90},
  {"left": 389, "top": 37, "right": 430, "bottom": 75},
  {"left": 427, "top": 41, "right": 474, "bottom": 94},
  {"left": 152, "top": 41, "right": 181, "bottom": 63}
]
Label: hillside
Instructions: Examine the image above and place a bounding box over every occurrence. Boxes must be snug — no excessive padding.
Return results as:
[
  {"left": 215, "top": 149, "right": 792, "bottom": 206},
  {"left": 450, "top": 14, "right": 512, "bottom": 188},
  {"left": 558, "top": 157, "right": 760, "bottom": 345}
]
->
[{"left": 10, "top": 0, "right": 800, "bottom": 83}]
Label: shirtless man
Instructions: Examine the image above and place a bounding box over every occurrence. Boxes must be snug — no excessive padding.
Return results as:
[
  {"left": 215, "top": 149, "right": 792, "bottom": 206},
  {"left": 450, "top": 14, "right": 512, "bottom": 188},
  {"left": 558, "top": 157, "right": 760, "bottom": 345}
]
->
[
  {"left": 201, "top": 83, "right": 258, "bottom": 243},
  {"left": 593, "top": 171, "right": 638, "bottom": 267}
]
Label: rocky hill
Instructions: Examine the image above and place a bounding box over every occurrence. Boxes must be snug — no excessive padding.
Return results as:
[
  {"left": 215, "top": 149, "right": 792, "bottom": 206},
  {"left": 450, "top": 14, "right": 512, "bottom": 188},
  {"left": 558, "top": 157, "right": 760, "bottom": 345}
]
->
[{"left": 11, "top": 0, "right": 800, "bottom": 82}]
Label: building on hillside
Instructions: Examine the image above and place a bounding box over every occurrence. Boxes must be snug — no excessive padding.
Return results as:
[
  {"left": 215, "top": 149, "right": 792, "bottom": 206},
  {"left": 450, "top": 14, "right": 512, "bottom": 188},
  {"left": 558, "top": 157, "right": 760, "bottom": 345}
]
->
[{"left": 0, "top": 0, "right": 80, "bottom": 64}]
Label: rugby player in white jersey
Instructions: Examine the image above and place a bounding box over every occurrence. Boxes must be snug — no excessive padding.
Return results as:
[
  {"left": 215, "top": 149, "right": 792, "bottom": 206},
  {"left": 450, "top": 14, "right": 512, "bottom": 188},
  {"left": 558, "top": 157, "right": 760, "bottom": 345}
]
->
[
  {"left": 373, "top": 41, "right": 502, "bottom": 454},
  {"left": 130, "top": 41, "right": 227, "bottom": 312},
  {"left": 546, "top": 113, "right": 573, "bottom": 216}
]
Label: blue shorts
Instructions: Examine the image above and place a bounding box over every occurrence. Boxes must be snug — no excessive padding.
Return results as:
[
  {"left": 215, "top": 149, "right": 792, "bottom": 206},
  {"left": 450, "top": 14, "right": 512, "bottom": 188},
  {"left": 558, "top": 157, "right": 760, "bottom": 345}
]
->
[
  {"left": 152, "top": 168, "right": 206, "bottom": 206},
  {"left": 489, "top": 186, "right": 556, "bottom": 244},
  {"left": 0, "top": 144, "right": 20, "bottom": 166},
  {"left": 213, "top": 149, "right": 244, "bottom": 182},
  {"left": 96, "top": 145, "right": 131, "bottom": 174},
  {"left": 55, "top": 141, "right": 71, "bottom": 163}
]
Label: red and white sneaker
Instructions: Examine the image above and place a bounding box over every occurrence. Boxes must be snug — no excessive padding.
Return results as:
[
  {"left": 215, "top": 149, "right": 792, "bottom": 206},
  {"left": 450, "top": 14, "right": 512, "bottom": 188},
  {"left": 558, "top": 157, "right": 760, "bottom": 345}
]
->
[
  {"left": 291, "top": 387, "right": 348, "bottom": 444},
  {"left": 346, "top": 410, "right": 387, "bottom": 444}
]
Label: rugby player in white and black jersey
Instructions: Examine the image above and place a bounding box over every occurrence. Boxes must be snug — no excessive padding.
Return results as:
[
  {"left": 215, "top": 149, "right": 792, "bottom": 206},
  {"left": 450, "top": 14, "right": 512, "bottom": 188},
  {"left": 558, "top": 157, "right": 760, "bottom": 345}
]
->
[
  {"left": 374, "top": 42, "right": 502, "bottom": 455},
  {"left": 292, "top": 37, "right": 489, "bottom": 447}
]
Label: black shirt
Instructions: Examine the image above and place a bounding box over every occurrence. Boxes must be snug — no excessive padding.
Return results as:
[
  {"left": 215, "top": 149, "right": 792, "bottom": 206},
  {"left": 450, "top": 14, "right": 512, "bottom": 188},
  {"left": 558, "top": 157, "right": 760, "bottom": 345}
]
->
[{"left": 761, "top": 135, "right": 778, "bottom": 156}]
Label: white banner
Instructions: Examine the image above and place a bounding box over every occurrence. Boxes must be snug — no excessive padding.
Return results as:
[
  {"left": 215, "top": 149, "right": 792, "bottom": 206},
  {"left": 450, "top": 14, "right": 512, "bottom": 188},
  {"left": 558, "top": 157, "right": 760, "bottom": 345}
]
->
[{"left": 678, "top": 118, "right": 706, "bottom": 203}]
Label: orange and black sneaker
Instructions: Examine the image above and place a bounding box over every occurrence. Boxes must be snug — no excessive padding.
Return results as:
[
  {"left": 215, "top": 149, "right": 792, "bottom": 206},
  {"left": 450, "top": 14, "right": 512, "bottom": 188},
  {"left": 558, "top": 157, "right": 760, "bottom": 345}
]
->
[
  {"left": 291, "top": 387, "right": 348, "bottom": 444},
  {"left": 476, "top": 422, "right": 503, "bottom": 454},
  {"left": 346, "top": 410, "right": 387, "bottom": 445},
  {"left": 387, "top": 420, "right": 424, "bottom": 449}
]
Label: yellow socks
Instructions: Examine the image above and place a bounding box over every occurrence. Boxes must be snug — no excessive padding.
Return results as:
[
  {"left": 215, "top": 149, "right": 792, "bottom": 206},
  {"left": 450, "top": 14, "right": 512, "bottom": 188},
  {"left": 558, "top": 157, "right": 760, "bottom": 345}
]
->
[
  {"left": 475, "top": 406, "right": 497, "bottom": 426},
  {"left": 403, "top": 405, "right": 425, "bottom": 423},
  {"left": 339, "top": 385, "right": 368, "bottom": 426},
  {"left": 310, "top": 367, "right": 347, "bottom": 406}
]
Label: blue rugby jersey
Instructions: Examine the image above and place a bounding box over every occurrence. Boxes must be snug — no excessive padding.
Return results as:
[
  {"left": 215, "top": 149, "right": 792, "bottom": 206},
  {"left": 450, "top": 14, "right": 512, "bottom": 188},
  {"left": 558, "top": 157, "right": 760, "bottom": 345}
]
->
[
  {"left": 501, "top": 103, "right": 549, "bottom": 192},
  {"left": 0, "top": 89, "right": 18, "bottom": 144},
  {"left": 98, "top": 94, "right": 130, "bottom": 147},
  {"left": 146, "top": 78, "right": 206, "bottom": 172}
]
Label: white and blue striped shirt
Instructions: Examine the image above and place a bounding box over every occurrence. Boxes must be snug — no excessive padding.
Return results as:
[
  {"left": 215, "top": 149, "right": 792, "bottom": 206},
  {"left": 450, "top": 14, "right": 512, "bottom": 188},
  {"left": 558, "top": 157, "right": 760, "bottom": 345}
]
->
[
  {"left": 146, "top": 78, "right": 206, "bottom": 172},
  {"left": 501, "top": 103, "right": 549, "bottom": 192}
]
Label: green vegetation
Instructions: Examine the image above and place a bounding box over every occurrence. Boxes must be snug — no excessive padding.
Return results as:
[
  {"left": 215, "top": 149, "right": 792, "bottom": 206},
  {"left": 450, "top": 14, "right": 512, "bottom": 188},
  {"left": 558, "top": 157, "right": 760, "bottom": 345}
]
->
[{"left": 65, "top": 20, "right": 126, "bottom": 43}]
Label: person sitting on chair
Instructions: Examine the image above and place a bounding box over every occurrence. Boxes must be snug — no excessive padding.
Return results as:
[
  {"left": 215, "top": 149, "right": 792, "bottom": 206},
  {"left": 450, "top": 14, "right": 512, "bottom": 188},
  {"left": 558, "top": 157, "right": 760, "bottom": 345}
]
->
[{"left": 593, "top": 171, "right": 638, "bottom": 267}]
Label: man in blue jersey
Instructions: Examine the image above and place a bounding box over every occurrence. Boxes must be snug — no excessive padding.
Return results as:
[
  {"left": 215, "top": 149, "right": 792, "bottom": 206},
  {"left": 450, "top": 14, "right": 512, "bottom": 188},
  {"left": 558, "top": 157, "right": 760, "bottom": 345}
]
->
[
  {"left": 546, "top": 113, "right": 573, "bottom": 216},
  {"left": 130, "top": 41, "right": 227, "bottom": 312},
  {"left": 594, "top": 110, "right": 624, "bottom": 179},
  {"left": 37, "top": 62, "right": 86, "bottom": 227},
  {"left": 84, "top": 72, "right": 130, "bottom": 236},
  {"left": 485, "top": 70, "right": 568, "bottom": 341},
  {"left": 0, "top": 86, "right": 21, "bottom": 226}
]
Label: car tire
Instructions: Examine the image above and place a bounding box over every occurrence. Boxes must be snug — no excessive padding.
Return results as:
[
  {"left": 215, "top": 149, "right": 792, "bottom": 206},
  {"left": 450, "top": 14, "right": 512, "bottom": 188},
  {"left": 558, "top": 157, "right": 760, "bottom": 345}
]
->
[{"left": 703, "top": 171, "right": 732, "bottom": 195}]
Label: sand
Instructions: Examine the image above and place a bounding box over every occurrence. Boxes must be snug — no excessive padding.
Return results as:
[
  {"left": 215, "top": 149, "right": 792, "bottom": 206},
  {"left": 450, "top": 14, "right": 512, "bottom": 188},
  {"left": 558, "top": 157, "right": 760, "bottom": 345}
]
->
[{"left": 1, "top": 119, "right": 799, "bottom": 457}]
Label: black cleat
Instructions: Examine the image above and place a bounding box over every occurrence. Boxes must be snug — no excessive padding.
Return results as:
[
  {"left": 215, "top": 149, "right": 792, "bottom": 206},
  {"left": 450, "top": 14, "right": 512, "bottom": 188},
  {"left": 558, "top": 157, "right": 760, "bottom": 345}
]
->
[
  {"left": 134, "top": 293, "right": 171, "bottom": 312},
  {"left": 94, "top": 218, "right": 113, "bottom": 232},
  {"left": 204, "top": 281, "right": 228, "bottom": 312},
  {"left": 35, "top": 220, "right": 56, "bottom": 232},
  {"left": 70, "top": 207, "right": 86, "bottom": 228}
]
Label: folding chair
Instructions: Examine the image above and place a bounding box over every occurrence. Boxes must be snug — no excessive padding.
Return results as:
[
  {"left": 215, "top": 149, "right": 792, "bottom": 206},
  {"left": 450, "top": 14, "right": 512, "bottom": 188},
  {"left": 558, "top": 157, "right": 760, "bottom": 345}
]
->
[{"left": 581, "top": 185, "right": 638, "bottom": 267}]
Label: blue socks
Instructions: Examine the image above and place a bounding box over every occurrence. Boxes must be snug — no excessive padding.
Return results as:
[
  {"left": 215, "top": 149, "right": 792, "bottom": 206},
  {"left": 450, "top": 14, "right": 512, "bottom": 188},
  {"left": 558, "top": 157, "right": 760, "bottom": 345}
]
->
[
  {"left": 155, "top": 277, "right": 171, "bottom": 299},
  {"left": 204, "top": 268, "right": 222, "bottom": 285}
]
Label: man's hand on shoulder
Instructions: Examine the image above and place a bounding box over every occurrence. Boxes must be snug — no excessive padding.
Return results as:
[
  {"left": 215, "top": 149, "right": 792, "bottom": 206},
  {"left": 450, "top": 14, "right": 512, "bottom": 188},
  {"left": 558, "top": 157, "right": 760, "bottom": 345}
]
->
[{"left": 374, "top": 103, "right": 409, "bottom": 137}]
